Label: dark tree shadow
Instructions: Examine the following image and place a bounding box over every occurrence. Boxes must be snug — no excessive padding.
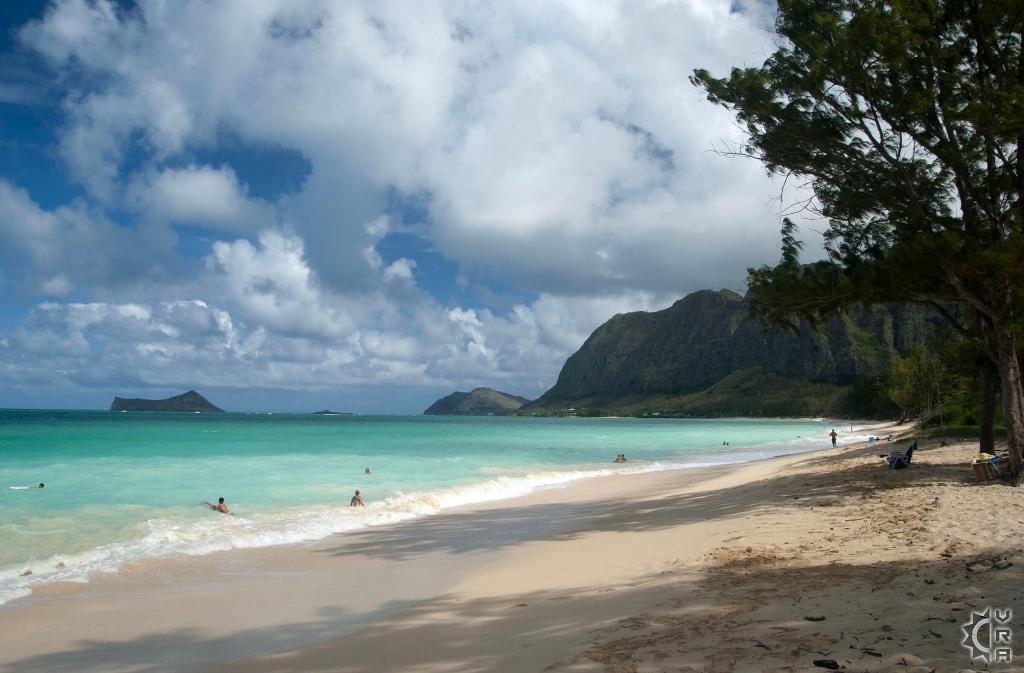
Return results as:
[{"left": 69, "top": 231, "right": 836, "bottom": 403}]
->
[
  {"left": 0, "top": 602, "right": 422, "bottom": 673},
  {"left": 315, "top": 440, "right": 993, "bottom": 561},
  {"left": 5, "top": 552, "right": 1017, "bottom": 673}
]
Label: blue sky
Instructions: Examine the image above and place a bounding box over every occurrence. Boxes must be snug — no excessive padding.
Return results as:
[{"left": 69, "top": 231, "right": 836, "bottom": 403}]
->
[{"left": 0, "top": 0, "right": 792, "bottom": 413}]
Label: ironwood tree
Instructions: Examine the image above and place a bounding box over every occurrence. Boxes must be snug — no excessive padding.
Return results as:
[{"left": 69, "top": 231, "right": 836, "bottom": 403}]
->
[{"left": 692, "top": 0, "right": 1024, "bottom": 482}]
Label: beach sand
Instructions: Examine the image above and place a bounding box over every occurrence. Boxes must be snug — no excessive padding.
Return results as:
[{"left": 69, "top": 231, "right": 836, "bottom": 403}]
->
[{"left": 1, "top": 426, "right": 1022, "bottom": 673}]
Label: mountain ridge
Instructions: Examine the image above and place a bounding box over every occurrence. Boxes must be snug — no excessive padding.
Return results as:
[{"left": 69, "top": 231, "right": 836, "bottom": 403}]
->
[{"left": 523, "top": 289, "right": 936, "bottom": 418}]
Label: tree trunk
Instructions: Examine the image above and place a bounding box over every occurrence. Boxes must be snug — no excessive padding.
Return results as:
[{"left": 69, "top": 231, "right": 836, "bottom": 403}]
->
[
  {"left": 979, "top": 356, "right": 998, "bottom": 454},
  {"left": 994, "top": 326, "right": 1024, "bottom": 485}
]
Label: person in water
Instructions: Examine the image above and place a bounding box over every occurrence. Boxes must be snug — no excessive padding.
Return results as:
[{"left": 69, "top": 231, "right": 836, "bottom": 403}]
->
[
  {"left": 350, "top": 489, "right": 364, "bottom": 507},
  {"left": 37, "top": 483, "right": 44, "bottom": 489},
  {"left": 364, "top": 467, "right": 371, "bottom": 475},
  {"left": 829, "top": 429, "right": 838, "bottom": 447},
  {"left": 209, "top": 497, "right": 229, "bottom": 514}
]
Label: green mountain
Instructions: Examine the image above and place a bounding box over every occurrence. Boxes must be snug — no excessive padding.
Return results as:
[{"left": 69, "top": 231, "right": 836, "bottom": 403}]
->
[
  {"left": 522, "top": 289, "right": 936, "bottom": 418},
  {"left": 110, "top": 390, "right": 224, "bottom": 413},
  {"left": 424, "top": 387, "right": 531, "bottom": 416}
]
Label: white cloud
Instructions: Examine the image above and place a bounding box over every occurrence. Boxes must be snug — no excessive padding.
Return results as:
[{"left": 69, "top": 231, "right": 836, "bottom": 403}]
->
[
  {"left": 18, "top": 0, "right": 792, "bottom": 295},
  {"left": 128, "top": 165, "right": 276, "bottom": 232},
  {"left": 0, "top": 179, "right": 179, "bottom": 298},
  {"left": 206, "top": 229, "right": 351, "bottom": 339},
  {"left": 0, "top": 223, "right": 665, "bottom": 400},
  {"left": 382, "top": 257, "right": 416, "bottom": 282},
  {"left": 2, "top": 0, "right": 812, "bottom": 405}
]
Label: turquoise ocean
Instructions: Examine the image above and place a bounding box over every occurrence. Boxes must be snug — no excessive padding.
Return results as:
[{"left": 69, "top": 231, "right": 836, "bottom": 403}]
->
[{"left": 0, "top": 410, "right": 863, "bottom": 604}]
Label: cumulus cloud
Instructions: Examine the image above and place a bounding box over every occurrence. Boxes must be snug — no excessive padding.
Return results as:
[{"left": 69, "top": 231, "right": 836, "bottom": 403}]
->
[
  {"left": 1, "top": 0, "right": 804, "bottom": 406},
  {"left": 0, "top": 223, "right": 671, "bottom": 404},
  {"left": 206, "top": 229, "right": 352, "bottom": 339},
  {"left": 0, "top": 179, "right": 179, "bottom": 298},
  {"left": 128, "top": 165, "right": 276, "bottom": 232},
  {"left": 18, "top": 0, "right": 790, "bottom": 294}
]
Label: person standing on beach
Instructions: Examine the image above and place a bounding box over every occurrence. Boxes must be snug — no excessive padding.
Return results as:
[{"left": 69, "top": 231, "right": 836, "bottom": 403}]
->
[
  {"left": 829, "top": 429, "right": 838, "bottom": 447},
  {"left": 350, "top": 489, "right": 364, "bottom": 507}
]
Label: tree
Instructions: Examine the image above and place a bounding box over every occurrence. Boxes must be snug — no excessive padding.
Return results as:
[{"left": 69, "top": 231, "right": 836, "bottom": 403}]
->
[
  {"left": 888, "top": 345, "right": 932, "bottom": 420},
  {"left": 887, "top": 332, "right": 971, "bottom": 424},
  {"left": 691, "top": 0, "right": 1024, "bottom": 482}
]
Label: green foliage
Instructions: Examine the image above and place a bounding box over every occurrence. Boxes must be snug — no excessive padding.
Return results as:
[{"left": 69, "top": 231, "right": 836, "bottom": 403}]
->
[
  {"left": 918, "top": 425, "right": 1006, "bottom": 440},
  {"left": 843, "top": 314, "right": 892, "bottom": 374},
  {"left": 886, "top": 325, "right": 976, "bottom": 425},
  {"left": 692, "top": 0, "right": 1024, "bottom": 477},
  {"left": 692, "top": 0, "right": 1024, "bottom": 265},
  {"left": 525, "top": 368, "right": 895, "bottom": 419},
  {"left": 691, "top": 0, "right": 1024, "bottom": 360},
  {"left": 887, "top": 344, "right": 943, "bottom": 418},
  {"left": 845, "top": 374, "right": 898, "bottom": 418}
]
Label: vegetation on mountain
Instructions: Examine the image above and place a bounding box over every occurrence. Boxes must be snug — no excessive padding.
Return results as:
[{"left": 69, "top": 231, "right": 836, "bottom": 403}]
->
[
  {"left": 424, "top": 388, "right": 531, "bottom": 416},
  {"left": 691, "top": 0, "right": 1024, "bottom": 482},
  {"left": 522, "top": 289, "right": 935, "bottom": 418}
]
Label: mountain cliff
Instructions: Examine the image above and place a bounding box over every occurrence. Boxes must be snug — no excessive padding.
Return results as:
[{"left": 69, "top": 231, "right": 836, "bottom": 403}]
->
[
  {"left": 523, "top": 289, "right": 936, "bottom": 418},
  {"left": 110, "top": 390, "right": 225, "bottom": 413},
  {"left": 424, "top": 388, "right": 531, "bottom": 416}
]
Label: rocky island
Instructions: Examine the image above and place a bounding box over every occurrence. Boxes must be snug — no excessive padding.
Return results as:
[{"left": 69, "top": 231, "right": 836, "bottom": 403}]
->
[
  {"left": 423, "top": 388, "right": 531, "bottom": 416},
  {"left": 110, "top": 390, "right": 225, "bottom": 413}
]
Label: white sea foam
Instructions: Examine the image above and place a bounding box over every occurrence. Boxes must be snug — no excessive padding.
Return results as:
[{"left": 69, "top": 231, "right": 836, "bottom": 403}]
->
[{"left": 0, "top": 435, "right": 842, "bottom": 605}]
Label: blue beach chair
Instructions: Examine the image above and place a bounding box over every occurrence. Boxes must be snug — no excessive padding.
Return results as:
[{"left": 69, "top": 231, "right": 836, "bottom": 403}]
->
[
  {"left": 887, "top": 441, "right": 917, "bottom": 470},
  {"left": 987, "top": 455, "right": 1008, "bottom": 478}
]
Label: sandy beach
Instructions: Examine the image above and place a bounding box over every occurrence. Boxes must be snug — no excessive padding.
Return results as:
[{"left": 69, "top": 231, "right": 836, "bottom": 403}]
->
[{"left": 1, "top": 425, "right": 1021, "bottom": 673}]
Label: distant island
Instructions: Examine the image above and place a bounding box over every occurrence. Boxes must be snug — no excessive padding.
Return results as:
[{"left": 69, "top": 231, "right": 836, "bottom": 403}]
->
[
  {"left": 312, "top": 409, "right": 353, "bottom": 415},
  {"left": 424, "top": 388, "right": 531, "bottom": 416},
  {"left": 110, "top": 390, "right": 224, "bottom": 413}
]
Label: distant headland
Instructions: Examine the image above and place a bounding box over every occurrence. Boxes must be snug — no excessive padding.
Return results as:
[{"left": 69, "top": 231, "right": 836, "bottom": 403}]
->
[
  {"left": 312, "top": 409, "right": 353, "bottom": 416},
  {"left": 110, "top": 390, "right": 224, "bottom": 413},
  {"left": 424, "top": 387, "right": 530, "bottom": 416}
]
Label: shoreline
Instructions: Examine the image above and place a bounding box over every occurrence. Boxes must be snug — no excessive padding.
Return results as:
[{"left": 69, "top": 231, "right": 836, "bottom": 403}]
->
[
  {"left": 0, "top": 419, "right": 890, "bottom": 607},
  {"left": 0, "top": 422, "right": 939, "bottom": 673}
]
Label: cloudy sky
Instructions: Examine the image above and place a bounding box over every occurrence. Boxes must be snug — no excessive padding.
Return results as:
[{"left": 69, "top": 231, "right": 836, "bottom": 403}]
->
[{"left": 0, "top": 0, "right": 800, "bottom": 413}]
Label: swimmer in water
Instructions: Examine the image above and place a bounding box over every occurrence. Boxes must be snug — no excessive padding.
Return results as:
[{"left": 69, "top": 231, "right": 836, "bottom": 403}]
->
[
  {"left": 208, "top": 497, "right": 229, "bottom": 513},
  {"left": 364, "top": 467, "right": 371, "bottom": 475},
  {"left": 350, "top": 489, "right": 364, "bottom": 507}
]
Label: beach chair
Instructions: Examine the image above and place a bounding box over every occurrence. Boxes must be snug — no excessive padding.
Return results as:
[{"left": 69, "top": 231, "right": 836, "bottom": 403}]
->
[{"left": 887, "top": 440, "right": 917, "bottom": 470}]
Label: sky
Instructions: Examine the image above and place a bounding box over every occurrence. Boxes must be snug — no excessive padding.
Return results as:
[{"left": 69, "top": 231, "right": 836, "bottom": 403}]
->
[{"left": 0, "top": 0, "right": 808, "bottom": 413}]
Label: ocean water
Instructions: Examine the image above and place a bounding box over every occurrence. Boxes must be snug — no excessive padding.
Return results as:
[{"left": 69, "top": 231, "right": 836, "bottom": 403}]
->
[{"left": 0, "top": 410, "right": 864, "bottom": 604}]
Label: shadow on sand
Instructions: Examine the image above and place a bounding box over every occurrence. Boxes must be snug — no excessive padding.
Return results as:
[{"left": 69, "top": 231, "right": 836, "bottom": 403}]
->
[
  {"left": 3, "top": 440, "right": 1016, "bottom": 673},
  {"left": 314, "top": 441, "right": 991, "bottom": 562}
]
